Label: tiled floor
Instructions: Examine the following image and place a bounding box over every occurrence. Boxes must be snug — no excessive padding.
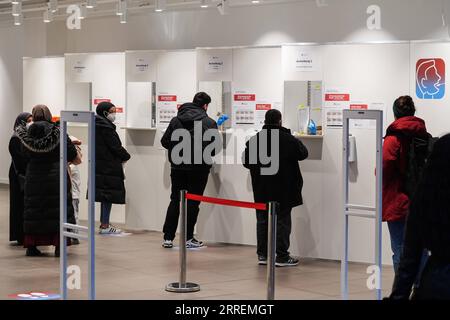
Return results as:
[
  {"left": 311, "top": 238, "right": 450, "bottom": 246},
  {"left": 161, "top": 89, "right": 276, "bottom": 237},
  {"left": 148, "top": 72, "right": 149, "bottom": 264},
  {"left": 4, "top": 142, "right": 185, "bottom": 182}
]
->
[{"left": 0, "top": 184, "right": 394, "bottom": 300}]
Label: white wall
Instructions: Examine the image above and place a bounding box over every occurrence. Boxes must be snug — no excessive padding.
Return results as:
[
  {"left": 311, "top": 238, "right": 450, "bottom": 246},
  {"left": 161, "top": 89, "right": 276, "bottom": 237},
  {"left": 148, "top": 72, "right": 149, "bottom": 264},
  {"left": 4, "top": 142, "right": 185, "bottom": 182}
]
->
[{"left": 0, "top": 21, "right": 47, "bottom": 183}]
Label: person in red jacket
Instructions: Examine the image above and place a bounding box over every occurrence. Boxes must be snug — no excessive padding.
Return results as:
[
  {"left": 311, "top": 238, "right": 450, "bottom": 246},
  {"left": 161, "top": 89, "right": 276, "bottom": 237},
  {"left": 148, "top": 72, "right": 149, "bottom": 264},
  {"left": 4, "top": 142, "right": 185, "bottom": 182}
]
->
[{"left": 383, "top": 95, "right": 429, "bottom": 275}]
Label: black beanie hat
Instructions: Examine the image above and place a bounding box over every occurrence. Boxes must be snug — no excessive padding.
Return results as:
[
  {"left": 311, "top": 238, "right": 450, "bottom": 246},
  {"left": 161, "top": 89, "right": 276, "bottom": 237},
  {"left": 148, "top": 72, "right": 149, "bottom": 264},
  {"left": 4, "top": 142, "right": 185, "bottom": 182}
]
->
[{"left": 96, "top": 101, "right": 115, "bottom": 118}]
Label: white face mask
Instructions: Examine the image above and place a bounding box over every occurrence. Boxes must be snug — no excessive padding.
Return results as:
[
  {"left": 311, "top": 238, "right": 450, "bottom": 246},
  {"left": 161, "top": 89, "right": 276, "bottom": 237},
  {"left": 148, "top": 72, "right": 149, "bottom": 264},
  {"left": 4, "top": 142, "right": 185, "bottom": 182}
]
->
[
  {"left": 26, "top": 122, "right": 33, "bottom": 129},
  {"left": 106, "top": 113, "right": 116, "bottom": 123}
]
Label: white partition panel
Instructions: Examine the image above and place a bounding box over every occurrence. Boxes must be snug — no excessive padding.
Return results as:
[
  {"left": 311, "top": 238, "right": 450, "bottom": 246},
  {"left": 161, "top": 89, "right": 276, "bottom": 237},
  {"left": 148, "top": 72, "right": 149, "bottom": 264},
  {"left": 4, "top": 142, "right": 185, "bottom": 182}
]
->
[
  {"left": 23, "top": 57, "right": 65, "bottom": 114},
  {"left": 65, "top": 52, "right": 126, "bottom": 224},
  {"left": 126, "top": 82, "right": 153, "bottom": 128},
  {"left": 196, "top": 48, "right": 233, "bottom": 82},
  {"left": 66, "top": 82, "right": 92, "bottom": 111}
]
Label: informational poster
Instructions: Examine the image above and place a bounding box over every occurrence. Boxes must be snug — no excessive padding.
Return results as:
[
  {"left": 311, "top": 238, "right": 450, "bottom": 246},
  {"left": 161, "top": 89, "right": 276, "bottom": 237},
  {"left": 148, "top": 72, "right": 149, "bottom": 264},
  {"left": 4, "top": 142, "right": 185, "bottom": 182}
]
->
[
  {"left": 232, "top": 92, "right": 256, "bottom": 127},
  {"left": 255, "top": 102, "right": 272, "bottom": 129},
  {"left": 92, "top": 98, "right": 125, "bottom": 125},
  {"left": 156, "top": 94, "right": 178, "bottom": 128},
  {"left": 73, "top": 60, "right": 87, "bottom": 75},
  {"left": 295, "top": 49, "right": 316, "bottom": 72},
  {"left": 324, "top": 89, "right": 350, "bottom": 128},
  {"left": 134, "top": 58, "right": 149, "bottom": 74},
  {"left": 205, "top": 55, "right": 225, "bottom": 73}
]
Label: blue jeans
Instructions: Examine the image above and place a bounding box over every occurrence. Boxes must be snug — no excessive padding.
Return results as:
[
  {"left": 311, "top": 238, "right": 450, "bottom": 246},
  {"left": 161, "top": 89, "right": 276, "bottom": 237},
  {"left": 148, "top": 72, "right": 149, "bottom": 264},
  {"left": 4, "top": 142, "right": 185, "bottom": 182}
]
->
[
  {"left": 100, "top": 202, "right": 112, "bottom": 226},
  {"left": 388, "top": 220, "right": 406, "bottom": 275}
]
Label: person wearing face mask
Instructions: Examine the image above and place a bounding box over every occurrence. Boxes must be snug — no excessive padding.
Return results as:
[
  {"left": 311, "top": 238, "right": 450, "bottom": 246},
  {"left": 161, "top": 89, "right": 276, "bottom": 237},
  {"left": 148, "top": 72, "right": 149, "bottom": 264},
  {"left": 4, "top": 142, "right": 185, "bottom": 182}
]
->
[
  {"left": 15, "top": 105, "right": 80, "bottom": 257},
  {"left": 9, "top": 112, "right": 33, "bottom": 246},
  {"left": 94, "top": 102, "right": 131, "bottom": 234}
]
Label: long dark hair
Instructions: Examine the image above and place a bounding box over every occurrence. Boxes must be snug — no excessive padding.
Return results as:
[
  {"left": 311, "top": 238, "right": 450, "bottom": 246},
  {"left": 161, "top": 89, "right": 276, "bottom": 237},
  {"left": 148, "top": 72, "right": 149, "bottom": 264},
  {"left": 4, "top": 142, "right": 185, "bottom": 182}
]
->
[{"left": 410, "top": 134, "right": 450, "bottom": 257}]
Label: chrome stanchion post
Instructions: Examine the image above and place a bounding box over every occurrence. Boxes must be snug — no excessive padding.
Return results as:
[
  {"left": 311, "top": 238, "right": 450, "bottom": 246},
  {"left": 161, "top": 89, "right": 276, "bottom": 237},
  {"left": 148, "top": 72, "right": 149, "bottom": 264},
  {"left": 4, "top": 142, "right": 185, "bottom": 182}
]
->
[
  {"left": 166, "top": 190, "right": 200, "bottom": 293},
  {"left": 267, "top": 202, "right": 278, "bottom": 300}
]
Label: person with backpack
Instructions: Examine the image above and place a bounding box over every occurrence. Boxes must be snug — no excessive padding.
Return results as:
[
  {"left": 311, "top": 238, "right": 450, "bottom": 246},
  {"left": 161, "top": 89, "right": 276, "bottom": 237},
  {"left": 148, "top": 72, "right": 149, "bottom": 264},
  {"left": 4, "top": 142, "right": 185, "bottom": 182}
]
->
[
  {"left": 383, "top": 95, "right": 431, "bottom": 275},
  {"left": 160, "top": 92, "right": 221, "bottom": 249}
]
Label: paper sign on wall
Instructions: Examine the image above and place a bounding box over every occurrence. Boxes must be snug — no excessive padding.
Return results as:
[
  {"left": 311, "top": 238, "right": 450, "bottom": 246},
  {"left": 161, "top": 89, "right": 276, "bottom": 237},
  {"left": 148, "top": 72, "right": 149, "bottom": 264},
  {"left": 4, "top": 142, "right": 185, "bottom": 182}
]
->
[
  {"left": 255, "top": 102, "right": 272, "bottom": 129},
  {"left": 157, "top": 94, "right": 178, "bottom": 128},
  {"left": 73, "top": 60, "right": 87, "bottom": 75},
  {"left": 134, "top": 58, "right": 149, "bottom": 74},
  {"left": 205, "top": 55, "right": 225, "bottom": 73},
  {"left": 295, "top": 50, "right": 316, "bottom": 72},
  {"left": 232, "top": 92, "right": 256, "bottom": 127},
  {"left": 324, "top": 89, "right": 350, "bottom": 128}
]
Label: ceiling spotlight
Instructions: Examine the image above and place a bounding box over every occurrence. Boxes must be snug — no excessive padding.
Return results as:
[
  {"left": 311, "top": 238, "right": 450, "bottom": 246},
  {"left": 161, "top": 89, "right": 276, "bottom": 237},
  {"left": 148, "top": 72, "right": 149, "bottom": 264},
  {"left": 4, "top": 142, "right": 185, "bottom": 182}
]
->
[
  {"left": 116, "top": 0, "right": 127, "bottom": 15},
  {"left": 86, "top": 0, "right": 96, "bottom": 9},
  {"left": 315, "top": 0, "right": 328, "bottom": 7},
  {"left": 78, "top": 4, "right": 87, "bottom": 19},
  {"left": 251, "top": 0, "right": 260, "bottom": 3},
  {"left": 120, "top": 10, "right": 127, "bottom": 23},
  {"left": 14, "top": 14, "right": 23, "bottom": 26},
  {"left": 11, "top": 0, "right": 21, "bottom": 5},
  {"left": 200, "top": 0, "right": 208, "bottom": 8},
  {"left": 49, "top": 0, "right": 58, "bottom": 13},
  {"left": 12, "top": 2, "right": 22, "bottom": 17},
  {"left": 216, "top": 0, "right": 229, "bottom": 15},
  {"left": 155, "top": 0, "right": 166, "bottom": 12},
  {"left": 43, "top": 6, "right": 53, "bottom": 23}
]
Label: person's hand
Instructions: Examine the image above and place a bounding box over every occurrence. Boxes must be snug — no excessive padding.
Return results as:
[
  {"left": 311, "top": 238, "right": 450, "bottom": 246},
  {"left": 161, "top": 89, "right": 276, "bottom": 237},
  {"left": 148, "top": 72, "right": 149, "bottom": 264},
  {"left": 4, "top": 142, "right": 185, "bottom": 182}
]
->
[{"left": 72, "top": 139, "right": 82, "bottom": 145}]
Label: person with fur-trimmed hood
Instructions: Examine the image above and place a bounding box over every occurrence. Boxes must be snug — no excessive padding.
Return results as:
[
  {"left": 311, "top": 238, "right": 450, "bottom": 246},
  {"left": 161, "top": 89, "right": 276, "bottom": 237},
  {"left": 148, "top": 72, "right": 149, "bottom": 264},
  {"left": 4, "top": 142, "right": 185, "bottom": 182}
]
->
[{"left": 15, "top": 105, "right": 81, "bottom": 257}]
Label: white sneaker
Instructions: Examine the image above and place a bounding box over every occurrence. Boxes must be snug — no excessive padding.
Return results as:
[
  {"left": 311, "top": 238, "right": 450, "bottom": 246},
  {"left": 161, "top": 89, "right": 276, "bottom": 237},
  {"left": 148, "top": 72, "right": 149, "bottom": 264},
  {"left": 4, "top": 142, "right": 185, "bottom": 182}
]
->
[
  {"left": 162, "top": 240, "right": 173, "bottom": 248},
  {"left": 99, "top": 225, "right": 122, "bottom": 235},
  {"left": 186, "top": 238, "right": 204, "bottom": 248}
]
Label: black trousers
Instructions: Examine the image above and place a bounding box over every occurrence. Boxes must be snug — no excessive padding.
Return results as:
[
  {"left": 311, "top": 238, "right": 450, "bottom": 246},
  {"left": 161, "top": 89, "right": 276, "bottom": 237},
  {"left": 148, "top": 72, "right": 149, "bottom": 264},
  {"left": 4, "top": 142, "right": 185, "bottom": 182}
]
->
[
  {"left": 256, "top": 207, "right": 292, "bottom": 260},
  {"left": 163, "top": 168, "right": 209, "bottom": 241}
]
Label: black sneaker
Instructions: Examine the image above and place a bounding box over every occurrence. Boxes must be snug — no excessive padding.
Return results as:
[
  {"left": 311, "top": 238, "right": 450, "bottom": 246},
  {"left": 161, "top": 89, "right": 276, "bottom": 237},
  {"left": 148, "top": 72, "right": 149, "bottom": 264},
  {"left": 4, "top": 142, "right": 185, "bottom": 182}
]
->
[
  {"left": 186, "top": 238, "right": 204, "bottom": 248},
  {"left": 26, "top": 247, "right": 43, "bottom": 257},
  {"left": 258, "top": 256, "right": 267, "bottom": 265},
  {"left": 275, "top": 256, "right": 299, "bottom": 267}
]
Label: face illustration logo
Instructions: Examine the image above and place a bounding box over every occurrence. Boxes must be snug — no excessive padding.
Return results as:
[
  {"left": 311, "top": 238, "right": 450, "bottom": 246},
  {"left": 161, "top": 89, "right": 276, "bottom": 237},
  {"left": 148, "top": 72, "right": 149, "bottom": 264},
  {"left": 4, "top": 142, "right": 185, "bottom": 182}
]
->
[{"left": 416, "top": 58, "right": 445, "bottom": 99}]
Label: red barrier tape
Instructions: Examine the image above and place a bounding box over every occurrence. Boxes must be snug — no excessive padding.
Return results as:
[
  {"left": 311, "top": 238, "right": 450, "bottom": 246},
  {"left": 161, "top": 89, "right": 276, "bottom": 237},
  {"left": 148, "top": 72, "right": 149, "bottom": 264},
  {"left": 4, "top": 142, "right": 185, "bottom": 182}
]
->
[{"left": 186, "top": 193, "right": 267, "bottom": 211}]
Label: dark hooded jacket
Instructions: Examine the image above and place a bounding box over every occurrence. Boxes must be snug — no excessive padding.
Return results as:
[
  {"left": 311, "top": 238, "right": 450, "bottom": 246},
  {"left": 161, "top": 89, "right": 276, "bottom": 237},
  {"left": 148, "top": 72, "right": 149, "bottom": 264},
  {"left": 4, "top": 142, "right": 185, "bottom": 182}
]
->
[
  {"left": 95, "top": 115, "right": 131, "bottom": 204},
  {"left": 161, "top": 103, "right": 220, "bottom": 171},
  {"left": 16, "top": 121, "right": 77, "bottom": 234},
  {"left": 243, "top": 125, "right": 309, "bottom": 211},
  {"left": 382, "top": 116, "right": 429, "bottom": 222}
]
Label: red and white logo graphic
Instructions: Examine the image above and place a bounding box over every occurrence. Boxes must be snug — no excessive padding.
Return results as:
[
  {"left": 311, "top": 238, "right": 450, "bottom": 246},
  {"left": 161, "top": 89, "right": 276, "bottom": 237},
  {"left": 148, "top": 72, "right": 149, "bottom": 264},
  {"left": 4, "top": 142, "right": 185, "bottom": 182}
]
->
[
  {"left": 256, "top": 104, "right": 272, "bottom": 111},
  {"left": 93, "top": 98, "right": 111, "bottom": 105},
  {"left": 325, "top": 94, "right": 350, "bottom": 102}
]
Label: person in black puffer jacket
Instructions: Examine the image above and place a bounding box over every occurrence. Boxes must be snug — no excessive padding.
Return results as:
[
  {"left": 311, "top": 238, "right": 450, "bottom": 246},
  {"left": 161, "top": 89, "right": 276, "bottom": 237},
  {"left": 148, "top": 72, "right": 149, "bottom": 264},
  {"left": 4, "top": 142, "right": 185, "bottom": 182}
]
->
[
  {"left": 390, "top": 134, "right": 450, "bottom": 300},
  {"left": 160, "top": 92, "right": 221, "bottom": 249},
  {"left": 16, "top": 105, "right": 80, "bottom": 257},
  {"left": 94, "top": 102, "right": 131, "bottom": 235}
]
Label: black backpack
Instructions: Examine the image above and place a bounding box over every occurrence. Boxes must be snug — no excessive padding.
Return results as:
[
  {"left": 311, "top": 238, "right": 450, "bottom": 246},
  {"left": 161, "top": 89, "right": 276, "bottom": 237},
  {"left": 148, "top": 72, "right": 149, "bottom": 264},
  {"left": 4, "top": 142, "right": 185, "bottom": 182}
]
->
[{"left": 401, "top": 133, "right": 437, "bottom": 197}]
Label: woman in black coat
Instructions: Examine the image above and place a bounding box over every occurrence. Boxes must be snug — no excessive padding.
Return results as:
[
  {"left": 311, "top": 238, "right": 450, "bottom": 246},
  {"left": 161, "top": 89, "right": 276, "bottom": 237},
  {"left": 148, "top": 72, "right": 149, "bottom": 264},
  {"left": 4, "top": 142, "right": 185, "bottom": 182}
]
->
[
  {"left": 95, "top": 102, "right": 131, "bottom": 234},
  {"left": 9, "top": 112, "right": 33, "bottom": 245},
  {"left": 16, "top": 105, "right": 79, "bottom": 257},
  {"left": 390, "top": 134, "right": 450, "bottom": 299}
]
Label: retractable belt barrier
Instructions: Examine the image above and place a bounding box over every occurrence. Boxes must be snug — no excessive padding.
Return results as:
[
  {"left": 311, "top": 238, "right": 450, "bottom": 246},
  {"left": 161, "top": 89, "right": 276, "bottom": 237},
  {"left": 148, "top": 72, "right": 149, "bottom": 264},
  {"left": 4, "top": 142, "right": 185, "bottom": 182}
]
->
[{"left": 166, "top": 191, "right": 279, "bottom": 300}]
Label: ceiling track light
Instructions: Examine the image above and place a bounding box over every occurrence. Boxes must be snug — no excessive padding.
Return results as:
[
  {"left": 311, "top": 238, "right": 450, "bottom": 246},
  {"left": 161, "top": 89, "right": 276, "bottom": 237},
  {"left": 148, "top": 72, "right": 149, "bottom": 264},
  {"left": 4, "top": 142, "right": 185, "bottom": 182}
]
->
[
  {"left": 43, "top": 6, "right": 53, "bottom": 23},
  {"left": 49, "top": 0, "right": 58, "bottom": 13},
  {"left": 86, "top": 0, "right": 97, "bottom": 9},
  {"left": 200, "top": 0, "right": 208, "bottom": 8},
  {"left": 11, "top": 0, "right": 21, "bottom": 5},
  {"left": 12, "top": 2, "right": 22, "bottom": 17},
  {"left": 116, "top": 0, "right": 127, "bottom": 16},
  {"left": 155, "top": 0, "right": 166, "bottom": 12},
  {"left": 14, "top": 14, "right": 23, "bottom": 26},
  {"left": 120, "top": 10, "right": 127, "bottom": 23},
  {"left": 216, "top": 0, "right": 228, "bottom": 15},
  {"left": 251, "top": 0, "right": 260, "bottom": 3},
  {"left": 79, "top": 4, "right": 87, "bottom": 19}
]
